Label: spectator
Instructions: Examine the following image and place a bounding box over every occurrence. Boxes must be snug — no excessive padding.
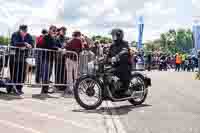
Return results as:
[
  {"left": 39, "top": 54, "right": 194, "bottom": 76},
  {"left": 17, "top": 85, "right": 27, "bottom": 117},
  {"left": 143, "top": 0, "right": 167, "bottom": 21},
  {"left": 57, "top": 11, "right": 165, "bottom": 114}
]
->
[
  {"left": 36, "top": 29, "right": 48, "bottom": 48},
  {"left": 181, "top": 54, "right": 186, "bottom": 71},
  {"left": 40, "top": 25, "right": 59, "bottom": 95},
  {"left": 10, "top": 25, "right": 34, "bottom": 95},
  {"left": 146, "top": 52, "right": 152, "bottom": 71},
  {"left": 65, "top": 30, "right": 83, "bottom": 95},
  {"left": 136, "top": 53, "right": 145, "bottom": 71},
  {"left": 175, "top": 53, "right": 182, "bottom": 72},
  {"left": 81, "top": 34, "right": 89, "bottom": 49},
  {"left": 92, "top": 41, "right": 100, "bottom": 57},
  {"left": 35, "top": 29, "right": 48, "bottom": 83},
  {"left": 55, "top": 26, "right": 67, "bottom": 91},
  {"left": 99, "top": 44, "right": 104, "bottom": 57}
]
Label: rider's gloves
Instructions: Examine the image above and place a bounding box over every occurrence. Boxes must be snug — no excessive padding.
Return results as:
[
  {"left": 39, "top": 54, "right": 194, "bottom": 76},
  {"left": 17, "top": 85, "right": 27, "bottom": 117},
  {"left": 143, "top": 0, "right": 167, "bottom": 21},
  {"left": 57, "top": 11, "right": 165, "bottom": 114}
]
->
[
  {"left": 111, "top": 56, "right": 120, "bottom": 65},
  {"left": 111, "top": 57, "right": 117, "bottom": 64}
]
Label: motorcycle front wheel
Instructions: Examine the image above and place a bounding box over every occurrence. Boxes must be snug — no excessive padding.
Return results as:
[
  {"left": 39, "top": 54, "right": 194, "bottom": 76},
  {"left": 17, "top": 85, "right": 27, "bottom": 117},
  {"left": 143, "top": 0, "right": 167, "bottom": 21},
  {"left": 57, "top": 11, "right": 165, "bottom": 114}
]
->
[{"left": 74, "top": 76, "right": 103, "bottom": 110}]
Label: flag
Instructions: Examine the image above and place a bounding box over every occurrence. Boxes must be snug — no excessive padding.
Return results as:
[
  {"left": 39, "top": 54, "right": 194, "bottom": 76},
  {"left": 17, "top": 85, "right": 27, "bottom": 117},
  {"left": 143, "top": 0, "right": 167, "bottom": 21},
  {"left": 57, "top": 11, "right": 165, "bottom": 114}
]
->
[
  {"left": 137, "top": 16, "right": 144, "bottom": 49},
  {"left": 193, "top": 25, "right": 200, "bottom": 50}
]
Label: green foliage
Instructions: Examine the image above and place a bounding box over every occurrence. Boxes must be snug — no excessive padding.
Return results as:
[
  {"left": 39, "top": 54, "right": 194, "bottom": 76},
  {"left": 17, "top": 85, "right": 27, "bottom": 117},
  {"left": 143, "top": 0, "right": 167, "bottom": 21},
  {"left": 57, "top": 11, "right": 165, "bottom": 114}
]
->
[
  {"left": 92, "top": 35, "right": 112, "bottom": 44},
  {"left": 0, "top": 36, "right": 9, "bottom": 46},
  {"left": 130, "top": 41, "right": 137, "bottom": 47},
  {"left": 144, "top": 28, "right": 193, "bottom": 54}
]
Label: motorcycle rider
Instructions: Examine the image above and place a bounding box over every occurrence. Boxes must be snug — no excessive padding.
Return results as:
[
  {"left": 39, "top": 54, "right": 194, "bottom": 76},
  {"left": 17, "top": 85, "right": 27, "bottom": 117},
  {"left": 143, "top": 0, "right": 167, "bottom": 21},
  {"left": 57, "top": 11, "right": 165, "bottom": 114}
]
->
[{"left": 106, "top": 28, "right": 132, "bottom": 97}]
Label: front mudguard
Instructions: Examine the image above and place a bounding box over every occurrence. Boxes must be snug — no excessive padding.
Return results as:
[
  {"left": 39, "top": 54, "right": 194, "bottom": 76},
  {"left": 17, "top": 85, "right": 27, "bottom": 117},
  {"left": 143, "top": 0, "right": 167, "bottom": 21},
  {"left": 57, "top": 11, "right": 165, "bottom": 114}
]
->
[
  {"left": 131, "top": 72, "right": 151, "bottom": 88},
  {"left": 76, "top": 74, "right": 106, "bottom": 92},
  {"left": 76, "top": 74, "right": 112, "bottom": 100},
  {"left": 76, "top": 74, "right": 104, "bottom": 87}
]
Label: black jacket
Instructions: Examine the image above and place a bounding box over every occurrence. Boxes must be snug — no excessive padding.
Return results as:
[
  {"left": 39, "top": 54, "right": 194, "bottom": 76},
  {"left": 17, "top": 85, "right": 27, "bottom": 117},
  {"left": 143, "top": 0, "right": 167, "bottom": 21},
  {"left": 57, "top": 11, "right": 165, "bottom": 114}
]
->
[
  {"left": 107, "top": 40, "right": 131, "bottom": 80},
  {"left": 107, "top": 40, "right": 130, "bottom": 66},
  {"left": 40, "top": 34, "right": 58, "bottom": 61}
]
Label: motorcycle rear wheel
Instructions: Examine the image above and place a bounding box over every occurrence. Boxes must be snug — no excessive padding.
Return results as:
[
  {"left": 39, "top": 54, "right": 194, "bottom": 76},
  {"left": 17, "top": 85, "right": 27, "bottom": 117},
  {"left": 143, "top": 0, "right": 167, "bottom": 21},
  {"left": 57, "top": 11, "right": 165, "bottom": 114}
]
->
[
  {"left": 128, "top": 76, "right": 148, "bottom": 106},
  {"left": 74, "top": 77, "right": 103, "bottom": 110}
]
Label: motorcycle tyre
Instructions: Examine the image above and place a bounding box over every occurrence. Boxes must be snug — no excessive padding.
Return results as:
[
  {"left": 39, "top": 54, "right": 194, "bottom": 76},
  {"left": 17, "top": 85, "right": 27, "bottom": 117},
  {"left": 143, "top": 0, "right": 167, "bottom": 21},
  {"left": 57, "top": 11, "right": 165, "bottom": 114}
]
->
[{"left": 74, "top": 76, "right": 103, "bottom": 110}]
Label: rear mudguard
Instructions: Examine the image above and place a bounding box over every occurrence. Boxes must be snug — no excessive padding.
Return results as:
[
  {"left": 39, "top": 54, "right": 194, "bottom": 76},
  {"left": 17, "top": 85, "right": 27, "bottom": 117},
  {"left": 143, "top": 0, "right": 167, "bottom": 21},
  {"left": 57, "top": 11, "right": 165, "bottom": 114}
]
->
[{"left": 131, "top": 72, "right": 151, "bottom": 88}]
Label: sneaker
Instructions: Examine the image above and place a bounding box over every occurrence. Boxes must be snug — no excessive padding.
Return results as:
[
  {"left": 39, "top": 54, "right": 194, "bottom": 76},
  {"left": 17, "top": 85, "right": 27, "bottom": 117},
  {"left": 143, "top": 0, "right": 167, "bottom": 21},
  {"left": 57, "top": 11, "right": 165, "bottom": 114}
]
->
[
  {"left": 12, "top": 88, "right": 21, "bottom": 96},
  {"left": 6, "top": 87, "right": 12, "bottom": 94},
  {"left": 18, "top": 90, "right": 24, "bottom": 95},
  {"left": 63, "top": 89, "right": 74, "bottom": 98},
  {"left": 47, "top": 88, "right": 56, "bottom": 94}
]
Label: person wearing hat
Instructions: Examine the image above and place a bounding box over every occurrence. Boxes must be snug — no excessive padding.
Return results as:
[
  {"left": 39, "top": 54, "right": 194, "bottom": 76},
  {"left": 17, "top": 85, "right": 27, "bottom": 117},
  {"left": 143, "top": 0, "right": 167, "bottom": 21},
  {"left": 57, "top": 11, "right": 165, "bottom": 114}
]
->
[{"left": 10, "top": 25, "right": 34, "bottom": 95}]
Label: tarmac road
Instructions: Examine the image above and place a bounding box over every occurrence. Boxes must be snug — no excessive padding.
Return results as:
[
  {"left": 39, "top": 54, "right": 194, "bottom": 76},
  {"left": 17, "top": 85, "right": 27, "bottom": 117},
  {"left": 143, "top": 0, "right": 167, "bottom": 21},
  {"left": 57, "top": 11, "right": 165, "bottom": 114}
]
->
[
  {"left": 0, "top": 71, "right": 200, "bottom": 133},
  {"left": 113, "top": 71, "right": 200, "bottom": 133}
]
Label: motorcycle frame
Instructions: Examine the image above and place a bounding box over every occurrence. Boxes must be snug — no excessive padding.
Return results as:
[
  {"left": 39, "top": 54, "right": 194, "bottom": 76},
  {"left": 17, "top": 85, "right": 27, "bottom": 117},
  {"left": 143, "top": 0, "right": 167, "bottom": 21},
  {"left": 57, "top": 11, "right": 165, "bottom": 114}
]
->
[{"left": 98, "top": 74, "right": 148, "bottom": 102}]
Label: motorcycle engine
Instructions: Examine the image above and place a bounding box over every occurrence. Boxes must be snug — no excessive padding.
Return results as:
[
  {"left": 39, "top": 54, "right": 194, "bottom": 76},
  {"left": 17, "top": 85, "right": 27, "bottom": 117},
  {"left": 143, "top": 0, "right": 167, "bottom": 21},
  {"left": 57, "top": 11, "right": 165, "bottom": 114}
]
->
[
  {"left": 108, "top": 76, "right": 121, "bottom": 90},
  {"left": 129, "top": 77, "right": 143, "bottom": 92}
]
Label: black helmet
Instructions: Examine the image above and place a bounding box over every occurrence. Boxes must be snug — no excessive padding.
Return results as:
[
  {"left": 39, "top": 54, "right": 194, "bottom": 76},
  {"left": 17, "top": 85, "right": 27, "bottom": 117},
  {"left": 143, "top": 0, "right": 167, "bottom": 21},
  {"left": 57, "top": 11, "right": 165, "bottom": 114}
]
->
[{"left": 110, "top": 28, "right": 124, "bottom": 41}]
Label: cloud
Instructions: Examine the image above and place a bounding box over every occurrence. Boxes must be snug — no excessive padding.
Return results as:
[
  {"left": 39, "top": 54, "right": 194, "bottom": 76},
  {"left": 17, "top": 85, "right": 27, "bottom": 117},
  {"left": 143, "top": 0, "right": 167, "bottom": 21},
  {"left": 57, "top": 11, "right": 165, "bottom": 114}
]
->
[{"left": 0, "top": 0, "right": 193, "bottom": 42}]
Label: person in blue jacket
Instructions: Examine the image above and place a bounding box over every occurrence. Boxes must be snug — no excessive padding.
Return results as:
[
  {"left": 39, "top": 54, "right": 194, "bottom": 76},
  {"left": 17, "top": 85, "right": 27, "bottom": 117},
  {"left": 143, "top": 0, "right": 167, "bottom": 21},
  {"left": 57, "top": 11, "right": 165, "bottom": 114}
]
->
[{"left": 9, "top": 25, "right": 34, "bottom": 95}]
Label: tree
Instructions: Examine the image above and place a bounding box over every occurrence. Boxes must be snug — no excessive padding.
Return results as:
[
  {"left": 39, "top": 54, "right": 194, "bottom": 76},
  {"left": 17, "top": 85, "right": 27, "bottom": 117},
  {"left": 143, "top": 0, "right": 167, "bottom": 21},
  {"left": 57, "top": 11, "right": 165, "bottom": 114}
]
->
[
  {"left": 0, "top": 36, "right": 9, "bottom": 46},
  {"left": 92, "top": 35, "right": 112, "bottom": 44},
  {"left": 176, "top": 29, "right": 193, "bottom": 53},
  {"left": 160, "top": 33, "right": 167, "bottom": 50},
  {"left": 144, "top": 40, "right": 161, "bottom": 52},
  {"left": 130, "top": 41, "right": 137, "bottom": 47},
  {"left": 158, "top": 28, "right": 193, "bottom": 54}
]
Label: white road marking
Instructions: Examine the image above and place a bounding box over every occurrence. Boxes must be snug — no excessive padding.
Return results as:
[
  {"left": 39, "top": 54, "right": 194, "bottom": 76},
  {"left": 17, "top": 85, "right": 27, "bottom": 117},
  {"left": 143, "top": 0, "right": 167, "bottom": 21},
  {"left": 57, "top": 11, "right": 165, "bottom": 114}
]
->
[
  {"left": 102, "top": 102, "right": 127, "bottom": 133},
  {"left": 0, "top": 102, "right": 96, "bottom": 132},
  {"left": 102, "top": 102, "right": 116, "bottom": 133},
  {"left": 106, "top": 101, "right": 127, "bottom": 133},
  {"left": 0, "top": 119, "right": 42, "bottom": 133}
]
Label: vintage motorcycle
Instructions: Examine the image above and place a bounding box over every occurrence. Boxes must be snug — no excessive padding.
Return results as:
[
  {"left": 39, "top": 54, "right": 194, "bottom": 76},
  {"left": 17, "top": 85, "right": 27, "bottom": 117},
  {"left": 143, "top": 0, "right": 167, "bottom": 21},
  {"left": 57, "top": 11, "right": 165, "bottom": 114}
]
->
[{"left": 74, "top": 57, "right": 151, "bottom": 110}]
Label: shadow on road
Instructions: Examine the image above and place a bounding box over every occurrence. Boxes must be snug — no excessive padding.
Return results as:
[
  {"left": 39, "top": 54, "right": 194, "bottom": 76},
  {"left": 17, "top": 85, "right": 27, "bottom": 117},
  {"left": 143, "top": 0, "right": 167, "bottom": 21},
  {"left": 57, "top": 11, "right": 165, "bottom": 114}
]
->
[
  {"left": 32, "top": 94, "right": 60, "bottom": 100},
  {"left": 72, "top": 104, "right": 152, "bottom": 116},
  {"left": 0, "top": 91, "right": 23, "bottom": 101}
]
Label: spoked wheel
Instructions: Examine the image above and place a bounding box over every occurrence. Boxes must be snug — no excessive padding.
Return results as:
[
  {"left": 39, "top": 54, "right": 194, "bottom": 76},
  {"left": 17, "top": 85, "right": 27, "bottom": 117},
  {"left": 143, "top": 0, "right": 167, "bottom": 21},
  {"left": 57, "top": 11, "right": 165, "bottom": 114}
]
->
[
  {"left": 128, "top": 76, "right": 148, "bottom": 106},
  {"left": 74, "top": 77, "right": 103, "bottom": 110}
]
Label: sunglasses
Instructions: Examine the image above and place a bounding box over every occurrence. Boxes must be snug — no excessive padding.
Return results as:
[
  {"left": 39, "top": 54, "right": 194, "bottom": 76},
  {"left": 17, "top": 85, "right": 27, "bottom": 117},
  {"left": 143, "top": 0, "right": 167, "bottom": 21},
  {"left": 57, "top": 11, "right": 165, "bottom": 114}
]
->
[{"left": 52, "top": 30, "right": 57, "bottom": 32}]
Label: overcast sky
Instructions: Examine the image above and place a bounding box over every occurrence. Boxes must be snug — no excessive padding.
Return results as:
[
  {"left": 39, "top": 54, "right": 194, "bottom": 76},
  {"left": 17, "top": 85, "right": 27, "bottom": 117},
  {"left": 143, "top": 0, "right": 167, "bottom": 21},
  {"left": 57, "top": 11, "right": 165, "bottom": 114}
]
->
[{"left": 0, "top": 0, "right": 193, "bottom": 42}]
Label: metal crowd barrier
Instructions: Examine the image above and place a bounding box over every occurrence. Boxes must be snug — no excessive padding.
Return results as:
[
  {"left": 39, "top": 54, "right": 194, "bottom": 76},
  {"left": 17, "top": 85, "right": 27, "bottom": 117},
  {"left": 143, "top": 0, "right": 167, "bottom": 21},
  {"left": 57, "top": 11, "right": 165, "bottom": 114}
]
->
[{"left": 0, "top": 46, "right": 78, "bottom": 87}]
